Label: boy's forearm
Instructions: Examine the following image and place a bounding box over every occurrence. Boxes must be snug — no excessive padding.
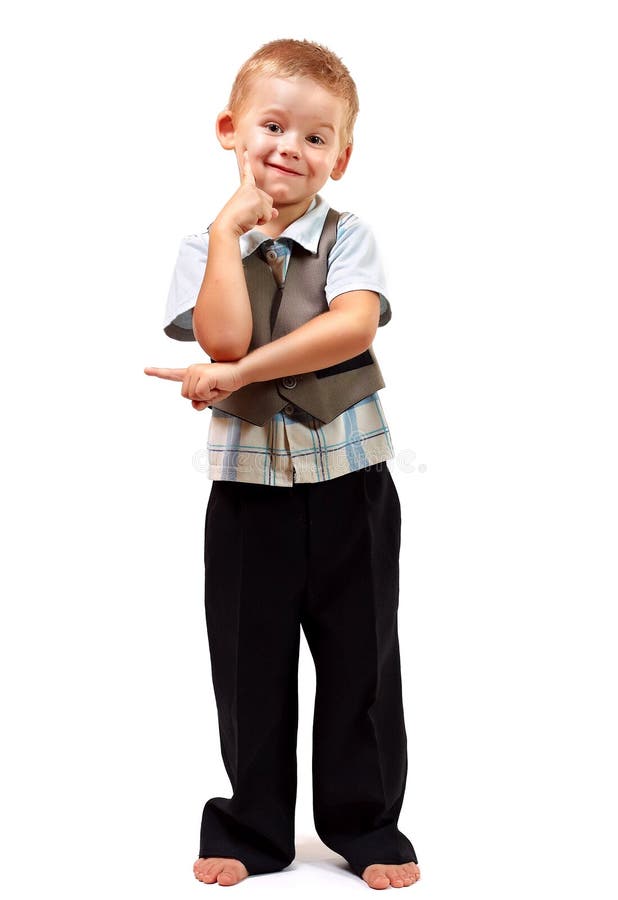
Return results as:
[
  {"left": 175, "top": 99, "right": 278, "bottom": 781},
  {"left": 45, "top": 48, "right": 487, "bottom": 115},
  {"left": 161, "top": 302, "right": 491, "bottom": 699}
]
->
[
  {"left": 192, "top": 226, "right": 252, "bottom": 360},
  {"left": 235, "top": 310, "right": 371, "bottom": 387}
]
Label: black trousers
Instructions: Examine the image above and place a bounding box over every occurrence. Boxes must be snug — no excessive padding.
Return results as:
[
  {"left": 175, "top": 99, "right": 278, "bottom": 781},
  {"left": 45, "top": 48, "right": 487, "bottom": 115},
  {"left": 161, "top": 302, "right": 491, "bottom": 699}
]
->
[{"left": 199, "top": 461, "right": 418, "bottom": 878}]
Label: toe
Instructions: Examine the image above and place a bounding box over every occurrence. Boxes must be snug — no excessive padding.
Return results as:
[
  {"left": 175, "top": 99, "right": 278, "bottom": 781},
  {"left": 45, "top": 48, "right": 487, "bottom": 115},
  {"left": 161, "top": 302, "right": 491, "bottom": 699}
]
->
[
  {"left": 386, "top": 869, "right": 404, "bottom": 887},
  {"left": 194, "top": 869, "right": 216, "bottom": 883},
  {"left": 400, "top": 862, "right": 420, "bottom": 882},
  {"left": 194, "top": 858, "right": 226, "bottom": 883},
  {"left": 364, "top": 871, "right": 390, "bottom": 890},
  {"left": 401, "top": 865, "right": 413, "bottom": 877}
]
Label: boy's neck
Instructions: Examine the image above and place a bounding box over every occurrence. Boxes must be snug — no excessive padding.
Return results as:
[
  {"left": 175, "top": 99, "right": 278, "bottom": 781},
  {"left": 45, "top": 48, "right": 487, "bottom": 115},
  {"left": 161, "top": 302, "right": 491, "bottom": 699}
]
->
[{"left": 257, "top": 194, "right": 317, "bottom": 239}]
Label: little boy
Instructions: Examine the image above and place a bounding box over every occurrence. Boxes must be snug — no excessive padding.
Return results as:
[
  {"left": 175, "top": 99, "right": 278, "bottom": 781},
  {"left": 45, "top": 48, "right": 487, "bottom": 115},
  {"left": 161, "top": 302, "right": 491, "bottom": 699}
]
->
[{"left": 145, "top": 38, "right": 421, "bottom": 890}]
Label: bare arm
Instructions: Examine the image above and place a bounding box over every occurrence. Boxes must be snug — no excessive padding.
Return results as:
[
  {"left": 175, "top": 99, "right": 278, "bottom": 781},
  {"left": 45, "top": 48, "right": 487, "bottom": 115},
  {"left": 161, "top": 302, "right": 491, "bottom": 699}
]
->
[
  {"left": 236, "top": 291, "right": 381, "bottom": 387},
  {"left": 192, "top": 150, "right": 279, "bottom": 361},
  {"left": 144, "top": 292, "right": 380, "bottom": 407},
  {"left": 192, "top": 226, "right": 252, "bottom": 360}
]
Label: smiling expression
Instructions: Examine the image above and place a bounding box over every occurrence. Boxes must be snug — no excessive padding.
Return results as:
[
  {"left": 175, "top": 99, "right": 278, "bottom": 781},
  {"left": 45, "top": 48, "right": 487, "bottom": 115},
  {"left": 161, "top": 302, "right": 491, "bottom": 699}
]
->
[{"left": 216, "top": 75, "right": 353, "bottom": 212}]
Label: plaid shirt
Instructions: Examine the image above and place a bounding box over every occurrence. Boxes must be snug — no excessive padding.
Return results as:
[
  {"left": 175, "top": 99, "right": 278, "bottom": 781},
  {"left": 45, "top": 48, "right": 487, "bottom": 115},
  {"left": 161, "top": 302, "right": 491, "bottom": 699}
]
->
[{"left": 164, "top": 194, "right": 395, "bottom": 487}]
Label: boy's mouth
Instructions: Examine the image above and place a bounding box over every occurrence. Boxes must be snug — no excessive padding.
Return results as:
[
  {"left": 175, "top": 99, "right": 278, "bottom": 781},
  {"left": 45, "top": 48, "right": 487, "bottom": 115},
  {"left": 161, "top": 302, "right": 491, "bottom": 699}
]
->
[{"left": 266, "top": 163, "right": 302, "bottom": 176}]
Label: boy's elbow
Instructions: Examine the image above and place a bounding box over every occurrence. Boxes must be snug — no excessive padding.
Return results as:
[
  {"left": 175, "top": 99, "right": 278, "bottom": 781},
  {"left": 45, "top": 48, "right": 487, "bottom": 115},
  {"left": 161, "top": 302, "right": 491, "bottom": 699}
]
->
[
  {"left": 194, "top": 327, "right": 250, "bottom": 362},
  {"left": 359, "top": 318, "right": 379, "bottom": 349}
]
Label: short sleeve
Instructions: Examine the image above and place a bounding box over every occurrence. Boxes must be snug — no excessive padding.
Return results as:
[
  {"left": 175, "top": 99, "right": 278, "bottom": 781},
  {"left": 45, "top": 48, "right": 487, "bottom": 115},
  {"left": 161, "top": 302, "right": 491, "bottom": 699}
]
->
[
  {"left": 325, "top": 212, "right": 392, "bottom": 327},
  {"left": 163, "top": 232, "right": 210, "bottom": 341}
]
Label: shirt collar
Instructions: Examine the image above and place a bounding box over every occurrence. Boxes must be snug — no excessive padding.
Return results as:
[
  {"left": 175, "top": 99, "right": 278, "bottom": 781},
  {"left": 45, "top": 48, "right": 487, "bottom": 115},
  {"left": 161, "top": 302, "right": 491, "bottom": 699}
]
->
[{"left": 238, "top": 194, "right": 330, "bottom": 258}]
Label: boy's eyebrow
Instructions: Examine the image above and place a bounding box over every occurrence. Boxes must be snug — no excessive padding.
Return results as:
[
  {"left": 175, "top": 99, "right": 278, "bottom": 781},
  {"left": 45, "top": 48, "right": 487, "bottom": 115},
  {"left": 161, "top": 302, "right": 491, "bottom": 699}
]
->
[{"left": 259, "top": 107, "right": 336, "bottom": 132}]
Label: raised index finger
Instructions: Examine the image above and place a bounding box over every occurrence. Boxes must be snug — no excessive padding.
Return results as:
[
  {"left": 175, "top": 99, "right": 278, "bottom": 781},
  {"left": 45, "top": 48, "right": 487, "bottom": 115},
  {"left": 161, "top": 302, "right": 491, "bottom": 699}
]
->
[
  {"left": 239, "top": 148, "right": 255, "bottom": 186},
  {"left": 144, "top": 366, "right": 187, "bottom": 381}
]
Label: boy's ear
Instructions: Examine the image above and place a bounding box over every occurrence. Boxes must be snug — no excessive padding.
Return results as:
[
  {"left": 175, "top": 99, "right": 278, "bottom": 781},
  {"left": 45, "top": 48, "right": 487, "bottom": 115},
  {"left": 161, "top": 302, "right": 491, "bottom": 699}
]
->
[
  {"left": 216, "top": 109, "right": 236, "bottom": 150},
  {"left": 330, "top": 143, "right": 353, "bottom": 181}
]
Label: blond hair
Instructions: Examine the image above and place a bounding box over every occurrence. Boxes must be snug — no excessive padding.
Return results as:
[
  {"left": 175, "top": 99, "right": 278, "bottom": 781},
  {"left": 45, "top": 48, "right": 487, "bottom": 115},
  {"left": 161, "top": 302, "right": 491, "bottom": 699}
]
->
[{"left": 227, "top": 38, "right": 359, "bottom": 148}]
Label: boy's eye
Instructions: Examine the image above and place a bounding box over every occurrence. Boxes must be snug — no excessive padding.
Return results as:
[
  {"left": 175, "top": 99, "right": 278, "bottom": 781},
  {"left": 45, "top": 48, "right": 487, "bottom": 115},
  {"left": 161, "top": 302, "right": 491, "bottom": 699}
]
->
[{"left": 264, "top": 123, "right": 324, "bottom": 145}]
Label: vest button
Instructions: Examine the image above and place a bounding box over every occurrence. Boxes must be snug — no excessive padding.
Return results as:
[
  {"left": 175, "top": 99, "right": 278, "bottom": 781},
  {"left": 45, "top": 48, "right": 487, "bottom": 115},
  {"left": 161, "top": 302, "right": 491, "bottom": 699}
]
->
[
  {"left": 283, "top": 403, "right": 295, "bottom": 415},
  {"left": 282, "top": 376, "right": 297, "bottom": 389}
]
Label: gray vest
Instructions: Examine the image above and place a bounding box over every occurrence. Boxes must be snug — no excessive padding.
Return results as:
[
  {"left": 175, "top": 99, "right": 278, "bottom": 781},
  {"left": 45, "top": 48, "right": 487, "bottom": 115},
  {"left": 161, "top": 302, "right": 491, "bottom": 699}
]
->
[{"left": 209, "top": 206, "right": 386, "bottom": 426}]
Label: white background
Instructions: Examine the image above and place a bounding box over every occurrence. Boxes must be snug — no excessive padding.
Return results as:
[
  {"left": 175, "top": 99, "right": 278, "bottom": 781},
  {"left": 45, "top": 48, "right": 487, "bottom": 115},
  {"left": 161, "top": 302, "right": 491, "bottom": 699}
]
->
[{"left": 1, "top": 2, "right": 616, "bottom": 897}]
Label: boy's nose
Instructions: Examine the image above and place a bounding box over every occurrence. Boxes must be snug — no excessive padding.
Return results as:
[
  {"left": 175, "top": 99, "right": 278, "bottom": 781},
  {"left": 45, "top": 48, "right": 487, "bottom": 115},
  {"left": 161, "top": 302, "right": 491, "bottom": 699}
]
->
[{"left": 277, "top": 133, "right": 301, "bottom": 158}]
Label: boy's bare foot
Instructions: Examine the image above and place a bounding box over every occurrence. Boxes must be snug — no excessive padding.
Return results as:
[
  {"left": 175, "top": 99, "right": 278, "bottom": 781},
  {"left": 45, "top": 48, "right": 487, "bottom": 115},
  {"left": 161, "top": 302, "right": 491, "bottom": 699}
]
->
[
  {"left": 362, "top": 862, "right": 421, "bottom": 889},
  {"left": 193, "top": 857, "right": 249, "bottom": 886}
]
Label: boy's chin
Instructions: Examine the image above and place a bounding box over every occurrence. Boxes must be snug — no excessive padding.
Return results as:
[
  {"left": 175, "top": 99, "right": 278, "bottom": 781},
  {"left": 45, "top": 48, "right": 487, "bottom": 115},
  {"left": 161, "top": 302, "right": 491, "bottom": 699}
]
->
[
  {"left": 266, "top": 190, "right": 311, "bottom": 207},
  {"left": 265, "top": 183, "right": 318, "bottom": 202}
]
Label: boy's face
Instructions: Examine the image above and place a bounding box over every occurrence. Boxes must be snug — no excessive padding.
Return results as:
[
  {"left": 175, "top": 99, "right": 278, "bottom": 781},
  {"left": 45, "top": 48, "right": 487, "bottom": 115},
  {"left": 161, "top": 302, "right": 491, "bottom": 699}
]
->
[{"left": 217, "top": 75, "right": 352, "bottom": 209}]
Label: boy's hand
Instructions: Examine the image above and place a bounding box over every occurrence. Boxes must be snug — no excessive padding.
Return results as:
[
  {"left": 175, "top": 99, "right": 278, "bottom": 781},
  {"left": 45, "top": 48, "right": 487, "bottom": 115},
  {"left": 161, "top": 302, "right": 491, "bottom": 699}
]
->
[
  {"left": 211, "top": 149, "right": 279, "bottom": 239},
  {"left": 144, "top": 361, "right": 244, "bottom": 411}
]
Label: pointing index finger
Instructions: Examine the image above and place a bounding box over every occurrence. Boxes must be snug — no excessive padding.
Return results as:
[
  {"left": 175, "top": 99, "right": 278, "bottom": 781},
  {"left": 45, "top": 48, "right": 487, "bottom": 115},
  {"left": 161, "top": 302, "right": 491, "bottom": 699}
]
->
[{"left": 144, "top": 366, "right": 187, "bottom": 381}]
